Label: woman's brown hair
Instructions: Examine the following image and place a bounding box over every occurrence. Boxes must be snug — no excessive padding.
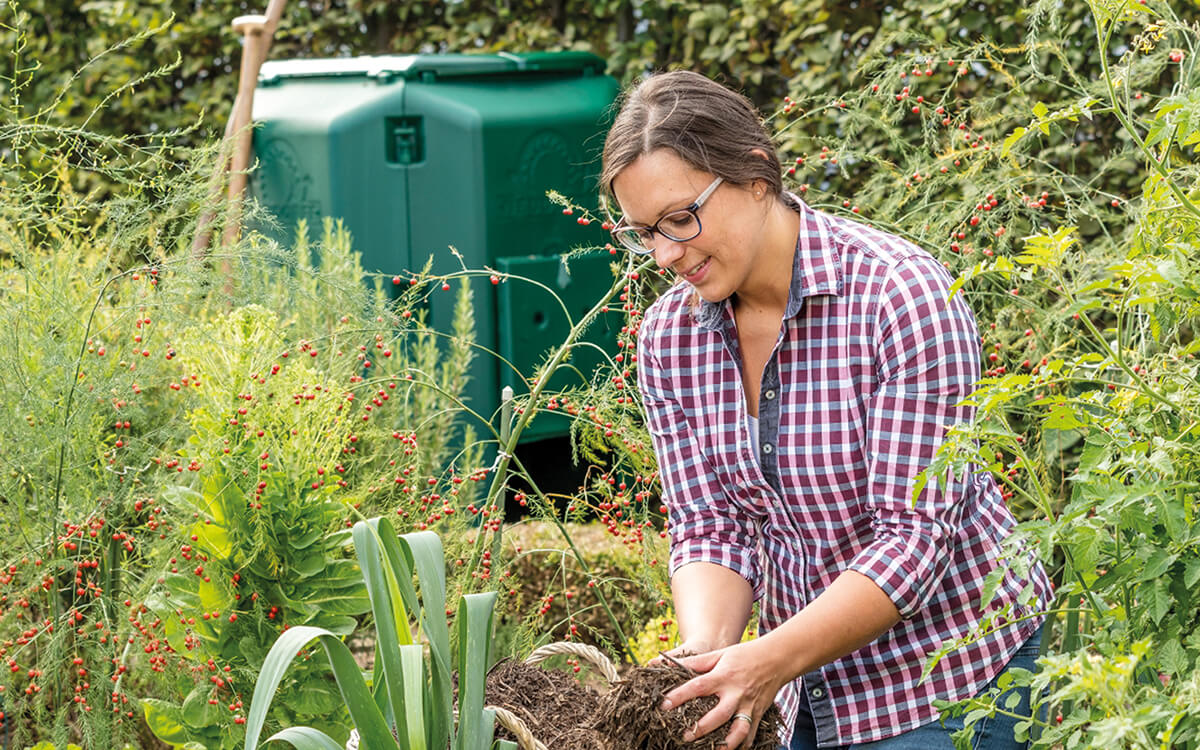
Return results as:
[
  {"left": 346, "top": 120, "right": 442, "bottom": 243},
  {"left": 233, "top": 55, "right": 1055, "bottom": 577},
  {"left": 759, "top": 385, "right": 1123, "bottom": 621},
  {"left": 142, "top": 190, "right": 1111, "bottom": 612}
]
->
[{"left": 599, "top": 70, "right": 782, "bottom": 211}]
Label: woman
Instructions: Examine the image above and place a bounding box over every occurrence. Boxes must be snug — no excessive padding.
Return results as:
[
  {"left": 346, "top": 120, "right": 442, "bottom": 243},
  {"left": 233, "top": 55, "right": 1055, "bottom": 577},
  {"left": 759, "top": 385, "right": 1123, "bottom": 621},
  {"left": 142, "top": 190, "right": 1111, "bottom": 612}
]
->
[{"left": 601, "top": 71, "right": 1051, "bottom": 750}]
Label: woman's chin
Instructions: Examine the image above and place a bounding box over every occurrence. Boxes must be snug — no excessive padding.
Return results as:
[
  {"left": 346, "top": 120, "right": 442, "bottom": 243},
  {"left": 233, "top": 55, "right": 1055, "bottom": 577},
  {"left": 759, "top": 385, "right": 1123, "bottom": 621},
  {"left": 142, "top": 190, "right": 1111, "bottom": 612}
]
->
[{"left": 691, "top": 285, "right": 731, "bottom": 304}]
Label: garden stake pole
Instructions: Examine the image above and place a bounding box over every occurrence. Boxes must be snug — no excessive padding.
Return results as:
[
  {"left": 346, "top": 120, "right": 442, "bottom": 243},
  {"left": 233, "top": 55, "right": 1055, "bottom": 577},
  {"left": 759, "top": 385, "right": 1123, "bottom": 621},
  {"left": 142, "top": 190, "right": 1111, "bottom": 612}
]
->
[
  {"left": 489, "top": 387, "right": 514, "bottom": 568},
  {"left": 188, "top": 113, "right": 239, "bottom": 259},
  {"left": 221, "top": 14, "right": 269, "bottom": 251},
  {"left": 190, "top": 0, "right": 287, "bottom": 259},
  {"left": 224, "top": 0, "right": 288, "bottom": 235}
]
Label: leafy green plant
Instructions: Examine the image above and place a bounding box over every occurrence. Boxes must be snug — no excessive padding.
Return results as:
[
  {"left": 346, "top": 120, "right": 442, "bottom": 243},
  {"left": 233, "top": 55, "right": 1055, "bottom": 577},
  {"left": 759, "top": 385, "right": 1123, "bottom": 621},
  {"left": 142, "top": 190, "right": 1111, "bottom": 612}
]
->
[
  {"left": 0, "top": 60, "right": 218, "bottom": 748},
  {"left": 904, "top": 2, "right": 1200, "bottom": 748},
  {"left": 243, "top": 519, "right": 499, "bottom": 750},
  {"left": 131, "top": 223, "right": 483, "bottom": 748},
  {"left": 137, "top": 307, "right": 375, "bottom": 748},
  {"left": 2, "top": 30, "right": 484, "bottom": 744}
]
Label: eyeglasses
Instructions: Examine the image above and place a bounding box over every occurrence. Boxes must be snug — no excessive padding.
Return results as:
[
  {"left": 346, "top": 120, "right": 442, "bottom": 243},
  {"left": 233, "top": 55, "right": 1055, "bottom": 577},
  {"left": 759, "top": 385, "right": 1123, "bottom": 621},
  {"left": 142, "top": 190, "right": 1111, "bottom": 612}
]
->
[{"left": 609, "top": 176, "right": 723, "bottom": 255}]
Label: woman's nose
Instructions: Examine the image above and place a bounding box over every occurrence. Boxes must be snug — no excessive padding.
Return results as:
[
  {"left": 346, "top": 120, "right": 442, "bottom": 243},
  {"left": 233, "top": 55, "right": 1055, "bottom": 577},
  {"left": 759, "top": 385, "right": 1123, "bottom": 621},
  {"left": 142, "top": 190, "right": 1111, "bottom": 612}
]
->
[{"left": 652, "top": 239, "right": 685, "bottom": 269}]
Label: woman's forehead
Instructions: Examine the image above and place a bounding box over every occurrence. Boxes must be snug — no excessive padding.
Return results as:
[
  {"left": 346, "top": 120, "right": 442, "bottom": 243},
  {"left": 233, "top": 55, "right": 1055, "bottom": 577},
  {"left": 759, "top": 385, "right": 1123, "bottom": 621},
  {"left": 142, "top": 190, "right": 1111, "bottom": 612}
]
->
[{"left": 612, "top": 150, "right": 713, "bottom": 223}]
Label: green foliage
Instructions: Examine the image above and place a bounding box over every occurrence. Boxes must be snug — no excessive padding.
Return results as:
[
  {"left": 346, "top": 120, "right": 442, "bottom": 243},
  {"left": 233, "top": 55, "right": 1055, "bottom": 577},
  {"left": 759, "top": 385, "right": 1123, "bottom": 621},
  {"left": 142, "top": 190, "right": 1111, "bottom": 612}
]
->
[
  {"left": 4, "top": 0, "right": 1200, "bottom": 747},
  {"left": 127, "top": 229, "right": 485, "bottom": 747},
  {"left": 0, "top": 113, "right": 213, "bottom": 748},
  {"left": 902, "top": 4, "right": 1200, "bottom": 748},
  {"left": 244, "top": 520, "right": 499, "bottom": 750},
  {"left": 9, "top": 0, "right": 1196, "bottom": 205},
  {"left": 0, "top": 30, "right": 483, "bottom": 743}
]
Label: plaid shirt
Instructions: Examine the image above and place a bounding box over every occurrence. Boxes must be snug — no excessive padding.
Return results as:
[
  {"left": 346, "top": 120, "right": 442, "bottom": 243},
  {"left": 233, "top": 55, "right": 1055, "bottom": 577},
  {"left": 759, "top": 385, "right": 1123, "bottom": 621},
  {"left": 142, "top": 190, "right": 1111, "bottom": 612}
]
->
[{"left": 636, "top": 197, "right": 1051, "bottom": 746}]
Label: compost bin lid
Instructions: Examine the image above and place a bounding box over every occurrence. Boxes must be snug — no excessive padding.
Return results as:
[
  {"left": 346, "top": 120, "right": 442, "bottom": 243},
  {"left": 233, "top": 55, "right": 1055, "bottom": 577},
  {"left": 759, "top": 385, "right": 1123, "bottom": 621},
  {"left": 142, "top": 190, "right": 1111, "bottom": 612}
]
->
[{"left": 258, "top": 51, "right": 605, "bottom": 85}]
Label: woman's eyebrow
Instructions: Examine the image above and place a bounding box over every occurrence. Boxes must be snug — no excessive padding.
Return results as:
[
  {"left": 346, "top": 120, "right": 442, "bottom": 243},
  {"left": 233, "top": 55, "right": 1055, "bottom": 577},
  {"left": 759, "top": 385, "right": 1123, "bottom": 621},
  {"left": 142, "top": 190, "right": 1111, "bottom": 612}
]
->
[{"left": 626, "top": 195, "right": 693, "bottom": 227}]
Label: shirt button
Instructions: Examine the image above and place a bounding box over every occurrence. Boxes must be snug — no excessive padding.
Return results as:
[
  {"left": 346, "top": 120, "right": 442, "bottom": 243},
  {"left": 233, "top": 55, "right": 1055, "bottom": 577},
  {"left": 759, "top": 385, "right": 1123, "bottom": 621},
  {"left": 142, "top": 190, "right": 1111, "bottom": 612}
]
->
[
  {"left": 811, "top": 687, "right": 824, "bottom": 699},
  {"left": 763, "top": 389, "right": 776, "bottom": 400},
  {"left": 762, "top": 443, "right": 774, "bottom": 454}
]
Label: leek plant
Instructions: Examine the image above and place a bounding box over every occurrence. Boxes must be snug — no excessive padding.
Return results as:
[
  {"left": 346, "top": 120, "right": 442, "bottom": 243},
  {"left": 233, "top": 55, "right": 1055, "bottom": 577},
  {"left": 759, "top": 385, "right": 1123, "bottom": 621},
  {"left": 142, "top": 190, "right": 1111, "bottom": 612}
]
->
[{"left": 243, "top": 518, "right": 504, "bottom": 750}]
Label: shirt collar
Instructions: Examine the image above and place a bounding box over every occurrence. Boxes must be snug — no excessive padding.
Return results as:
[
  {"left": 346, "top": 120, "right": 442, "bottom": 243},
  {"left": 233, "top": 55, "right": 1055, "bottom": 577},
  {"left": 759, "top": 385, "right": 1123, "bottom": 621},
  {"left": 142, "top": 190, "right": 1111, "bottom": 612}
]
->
[{"left": 694, "top": 194, "right": 844, "bottom": 330}]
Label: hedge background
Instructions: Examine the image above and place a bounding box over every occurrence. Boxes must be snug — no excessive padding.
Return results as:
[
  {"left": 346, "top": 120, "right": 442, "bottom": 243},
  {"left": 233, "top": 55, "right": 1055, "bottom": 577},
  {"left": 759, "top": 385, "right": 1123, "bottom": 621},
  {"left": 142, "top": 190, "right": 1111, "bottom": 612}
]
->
[{"left": 3, "top": 1, "right": 1151, "bottom": 145}]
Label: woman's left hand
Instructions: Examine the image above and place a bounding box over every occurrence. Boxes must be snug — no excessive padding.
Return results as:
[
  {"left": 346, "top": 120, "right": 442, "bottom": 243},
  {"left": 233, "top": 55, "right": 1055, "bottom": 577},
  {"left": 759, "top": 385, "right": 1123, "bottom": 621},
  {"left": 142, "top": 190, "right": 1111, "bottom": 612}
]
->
[{"left": 659, "top": 637, "right": 790, "bottom": 750}]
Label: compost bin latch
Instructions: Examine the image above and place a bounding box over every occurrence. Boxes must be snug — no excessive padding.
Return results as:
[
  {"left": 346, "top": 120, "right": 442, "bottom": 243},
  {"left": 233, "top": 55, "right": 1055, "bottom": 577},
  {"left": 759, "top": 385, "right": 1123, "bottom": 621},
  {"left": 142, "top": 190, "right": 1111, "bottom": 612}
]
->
[{"left": 386, "top": 117, "right": 424, "bottom": 165}]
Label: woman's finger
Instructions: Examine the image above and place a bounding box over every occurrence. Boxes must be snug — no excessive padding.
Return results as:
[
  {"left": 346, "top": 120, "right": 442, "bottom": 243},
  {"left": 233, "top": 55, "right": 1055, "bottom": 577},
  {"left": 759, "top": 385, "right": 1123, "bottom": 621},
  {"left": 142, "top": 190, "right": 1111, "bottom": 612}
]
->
[
  {"left": 731, "top": 713, "right": 759, "bottom": 750},
  {"left": 659, "top": 651, "right": 725, "bottom": 709},
  {"left": 659, "top": 671, "right": 714, "bottom": 711}
]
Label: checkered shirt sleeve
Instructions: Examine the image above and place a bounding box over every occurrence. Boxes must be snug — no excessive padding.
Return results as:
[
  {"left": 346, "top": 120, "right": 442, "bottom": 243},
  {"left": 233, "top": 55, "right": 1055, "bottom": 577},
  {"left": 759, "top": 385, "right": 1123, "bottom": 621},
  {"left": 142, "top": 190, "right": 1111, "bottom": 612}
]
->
[{"left": 847, "top": 256, "right": 987, "bottom": 618}]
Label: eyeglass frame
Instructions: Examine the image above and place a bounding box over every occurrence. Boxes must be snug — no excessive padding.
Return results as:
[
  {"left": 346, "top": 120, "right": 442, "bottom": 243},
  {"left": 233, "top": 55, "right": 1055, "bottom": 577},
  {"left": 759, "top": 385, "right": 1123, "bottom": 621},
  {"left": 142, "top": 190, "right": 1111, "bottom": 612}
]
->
[{"left": 608, "top": 176, "right": 724, "bottom": 255}]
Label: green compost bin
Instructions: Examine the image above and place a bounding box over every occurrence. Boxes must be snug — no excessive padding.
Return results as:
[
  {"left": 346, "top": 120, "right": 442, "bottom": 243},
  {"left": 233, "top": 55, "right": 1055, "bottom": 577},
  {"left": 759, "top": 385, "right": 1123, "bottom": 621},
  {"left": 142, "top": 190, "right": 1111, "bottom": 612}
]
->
[{"left": 247, "top": 52, "right": 621, "bottom": 443}]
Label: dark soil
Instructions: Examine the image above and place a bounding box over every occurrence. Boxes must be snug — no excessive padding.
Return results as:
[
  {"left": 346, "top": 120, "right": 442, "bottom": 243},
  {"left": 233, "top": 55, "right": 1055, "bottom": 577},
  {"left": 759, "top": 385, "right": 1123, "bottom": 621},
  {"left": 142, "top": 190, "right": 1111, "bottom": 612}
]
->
[
  {"left": 592, "top": 663, "right": 781, "bottom": 750},
  {"left": 485, "top": 658, "right": 606, "bottom": 750},
  {"left": 485, "top": 658, "right": 780, "bottom": 750}
]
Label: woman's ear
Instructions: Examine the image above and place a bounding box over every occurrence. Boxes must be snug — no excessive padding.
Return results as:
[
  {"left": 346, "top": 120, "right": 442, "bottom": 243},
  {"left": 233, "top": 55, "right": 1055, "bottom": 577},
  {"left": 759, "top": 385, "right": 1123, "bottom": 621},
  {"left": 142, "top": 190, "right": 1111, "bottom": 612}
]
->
[
  {"left": 748, "top": 149, "right": 772, "bottom": 200},
  {"left": 749, "top": 177, "right": 769, "bottom": 201}
]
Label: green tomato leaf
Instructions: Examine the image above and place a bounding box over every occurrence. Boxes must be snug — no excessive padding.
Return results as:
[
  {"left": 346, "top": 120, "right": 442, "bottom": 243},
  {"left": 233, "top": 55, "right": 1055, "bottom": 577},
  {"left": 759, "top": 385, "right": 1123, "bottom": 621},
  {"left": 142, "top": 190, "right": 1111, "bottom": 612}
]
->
[
  {"left": 1184, "top": 558, "right": 1200, "bottom": 589},
  {"left": 1139, "top": 549, "right": 1178, "bottom": 582},
  {"left": 1157, "top": 637, "right": 1188, "bottom": 677},
  {"left": 1043, "top": 403, "right": 1087, "bottom": 430},
  {"left": 1145, "top": 579, "right": 1173, "bottom": 626}
]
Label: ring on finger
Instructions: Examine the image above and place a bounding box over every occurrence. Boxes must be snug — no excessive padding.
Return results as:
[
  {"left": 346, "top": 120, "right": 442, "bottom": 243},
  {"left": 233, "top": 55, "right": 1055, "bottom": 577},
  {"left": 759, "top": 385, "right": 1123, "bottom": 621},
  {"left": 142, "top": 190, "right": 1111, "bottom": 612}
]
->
[{"left": 733, "top": 712, "right": 753, "bottom": 725}]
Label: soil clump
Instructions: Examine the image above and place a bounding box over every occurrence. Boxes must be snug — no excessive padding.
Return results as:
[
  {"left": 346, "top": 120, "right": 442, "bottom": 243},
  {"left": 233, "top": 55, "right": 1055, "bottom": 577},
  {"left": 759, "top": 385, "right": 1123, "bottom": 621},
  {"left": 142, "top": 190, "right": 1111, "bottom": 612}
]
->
[
  {"left": 592, "top": 663, "right": 781, "bottom": 750},
  {"left": 484, "top": 659, "right": 780, "bottom": 750}
]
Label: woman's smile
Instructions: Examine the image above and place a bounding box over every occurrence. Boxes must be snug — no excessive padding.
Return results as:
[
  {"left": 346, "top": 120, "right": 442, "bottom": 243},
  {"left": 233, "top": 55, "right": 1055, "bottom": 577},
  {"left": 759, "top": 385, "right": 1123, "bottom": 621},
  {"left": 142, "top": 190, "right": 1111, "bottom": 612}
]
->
[{"left": 678, "top": 257, "right": 712, "bottom": 284}]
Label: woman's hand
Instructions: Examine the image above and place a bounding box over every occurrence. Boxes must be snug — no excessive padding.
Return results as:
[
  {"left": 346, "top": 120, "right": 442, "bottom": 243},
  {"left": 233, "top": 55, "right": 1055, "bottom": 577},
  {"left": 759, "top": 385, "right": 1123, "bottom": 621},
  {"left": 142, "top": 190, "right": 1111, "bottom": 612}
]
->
[{"left": 658, "top": 638, "right": 789, "bottom": 750}]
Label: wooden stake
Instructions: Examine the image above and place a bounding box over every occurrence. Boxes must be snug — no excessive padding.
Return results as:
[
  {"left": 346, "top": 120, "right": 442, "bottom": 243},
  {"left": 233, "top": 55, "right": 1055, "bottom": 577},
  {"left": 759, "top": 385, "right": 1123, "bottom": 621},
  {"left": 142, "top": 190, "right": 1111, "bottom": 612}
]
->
[
  {"left": 220, "top": 14, "right": 268, "bottom": 250},
  {"left": 190, "top": 0, "right": 288, "bottom": 258}
]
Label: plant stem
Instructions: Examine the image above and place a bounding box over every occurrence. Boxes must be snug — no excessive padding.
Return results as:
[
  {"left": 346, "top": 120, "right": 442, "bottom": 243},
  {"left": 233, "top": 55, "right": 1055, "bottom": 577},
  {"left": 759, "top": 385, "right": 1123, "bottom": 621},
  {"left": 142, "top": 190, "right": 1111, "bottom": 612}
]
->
[
  {"left": 1094, "top": 11, "right": 1200, "bottom": 222},
  {"left": 47, "top": 267, "right": 134, "bottom": 715},
  {"left": 1075, "top": 310, "right": 1186, "bottom": 417},
  {"left": 1047, "top": 264, "right": 1188, "bottom": 418},
  {"left": 999, "top": 416, "right": 1106, "bottom": 619},
  {"left": 465, "top": 260, "right": 647, "bottom": 658}
]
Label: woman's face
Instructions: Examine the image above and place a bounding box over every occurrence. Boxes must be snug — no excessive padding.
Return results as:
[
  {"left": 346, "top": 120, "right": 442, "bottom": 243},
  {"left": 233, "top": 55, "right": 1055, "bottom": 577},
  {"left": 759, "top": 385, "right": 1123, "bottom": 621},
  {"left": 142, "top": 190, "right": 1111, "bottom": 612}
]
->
[{"left": 611, "top": 148, "right": 770, "bottom": 303}]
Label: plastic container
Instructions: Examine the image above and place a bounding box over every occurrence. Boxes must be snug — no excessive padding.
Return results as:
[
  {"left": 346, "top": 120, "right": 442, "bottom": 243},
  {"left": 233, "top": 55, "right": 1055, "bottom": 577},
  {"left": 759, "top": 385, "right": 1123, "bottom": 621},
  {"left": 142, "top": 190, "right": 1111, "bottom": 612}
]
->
[{"left": 249, "top": 52, "right": 620, "bottom": 442}]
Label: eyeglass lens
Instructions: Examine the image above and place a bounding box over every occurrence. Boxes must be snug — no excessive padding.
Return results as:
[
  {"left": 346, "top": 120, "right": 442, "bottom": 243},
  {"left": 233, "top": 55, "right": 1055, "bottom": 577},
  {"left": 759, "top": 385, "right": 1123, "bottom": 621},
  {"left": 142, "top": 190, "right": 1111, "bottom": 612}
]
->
[{"left": 616, "top": 209, "right": 701, "bottom": 253}]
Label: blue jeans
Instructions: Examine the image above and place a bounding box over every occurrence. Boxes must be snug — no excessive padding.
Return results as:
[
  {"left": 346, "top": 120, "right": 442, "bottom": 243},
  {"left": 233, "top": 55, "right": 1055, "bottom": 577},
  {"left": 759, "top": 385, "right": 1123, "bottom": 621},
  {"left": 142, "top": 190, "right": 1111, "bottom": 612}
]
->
[{"left": 786, "top": 626, "right": 1043, "bottom": 750}]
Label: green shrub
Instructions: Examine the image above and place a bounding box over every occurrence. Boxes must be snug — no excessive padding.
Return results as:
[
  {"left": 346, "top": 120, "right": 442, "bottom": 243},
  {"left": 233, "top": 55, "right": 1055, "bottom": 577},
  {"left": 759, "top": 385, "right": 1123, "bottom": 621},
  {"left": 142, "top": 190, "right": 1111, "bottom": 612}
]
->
[{"left": 903, "top": 4, "right": 1200, "bottom": 747}]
